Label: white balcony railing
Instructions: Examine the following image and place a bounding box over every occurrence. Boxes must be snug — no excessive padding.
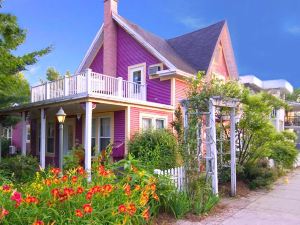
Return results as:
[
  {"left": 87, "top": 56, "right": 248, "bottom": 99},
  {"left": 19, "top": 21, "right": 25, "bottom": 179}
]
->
[{"left": 31, "top": 69, "right": 147, "bottom": 103}]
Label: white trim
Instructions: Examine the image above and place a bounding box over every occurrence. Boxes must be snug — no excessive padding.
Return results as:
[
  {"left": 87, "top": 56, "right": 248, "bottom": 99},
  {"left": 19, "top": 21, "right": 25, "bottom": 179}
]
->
[
  {"left": 40, "top": 109, "right": 46, "bottom": 169},
  {"left": 21, "top": 112, "right": 27, "bottom": 156},
  {"left": 171, "top": 78, "right": 176, "bottom": 107},
  {"left": 76, "top": 24, "right": 104, "bottom": 73},
  {"left": 128, "top": 63, "right": 146, "bottom": 85},
  {"left": 113, "top": 13, "right": 177, "bottom": 71},
  {"left": 139, "top": 113, "right": 168, "bottom": 130}
]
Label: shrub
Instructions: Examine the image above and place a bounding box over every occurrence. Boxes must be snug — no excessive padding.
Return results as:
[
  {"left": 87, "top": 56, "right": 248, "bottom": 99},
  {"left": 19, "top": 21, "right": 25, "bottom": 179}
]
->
[
  {"left": 0, "top": 156, "right": 161, "bottom": 224},
  {"left": 128, "top": 129, "right": 182, "bottom": 170},
  {"left": 242, "top": 159, "right": 278, "bottom": 189},
  {"left": 0, "top": 155, "right": 39, "bottom": 184},
  {"left": 63, "top": 144, "right": 85, "bottom": 171}
]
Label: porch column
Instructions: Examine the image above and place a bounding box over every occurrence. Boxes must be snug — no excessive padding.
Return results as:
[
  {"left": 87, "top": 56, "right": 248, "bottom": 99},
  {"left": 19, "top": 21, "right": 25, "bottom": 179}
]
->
[
  {"left": 40, "top": 109, "right": 46, "bottom": 169},
  {"left": 230, "top": 108, "right": 237, "bottom": 197},
  {"left": 209, "top": 99, "right": 218, "bottom": 195},
  {"left": 84, "top": 102, "right": 93, "bottom": 181},
  {"left": 21, "top": 112, "right": 27, "bottom": 156}
]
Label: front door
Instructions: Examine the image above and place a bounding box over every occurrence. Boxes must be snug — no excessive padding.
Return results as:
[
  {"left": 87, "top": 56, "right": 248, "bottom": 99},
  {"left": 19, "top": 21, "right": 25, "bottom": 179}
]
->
[{"left": 63, "top": 119, "right": 75, "bottom": 155}]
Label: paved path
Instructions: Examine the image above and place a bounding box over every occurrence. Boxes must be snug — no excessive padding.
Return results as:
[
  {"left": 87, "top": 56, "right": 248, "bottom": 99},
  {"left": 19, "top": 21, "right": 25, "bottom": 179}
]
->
[{"left": 176, "top": 168, "right": 300, "bottom": 225}]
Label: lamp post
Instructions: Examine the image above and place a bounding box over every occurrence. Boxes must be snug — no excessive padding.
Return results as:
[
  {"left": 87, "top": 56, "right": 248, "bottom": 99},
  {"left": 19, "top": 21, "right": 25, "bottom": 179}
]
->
[{"left": 56, "top": 107, "right": 66, "bottom": 171}]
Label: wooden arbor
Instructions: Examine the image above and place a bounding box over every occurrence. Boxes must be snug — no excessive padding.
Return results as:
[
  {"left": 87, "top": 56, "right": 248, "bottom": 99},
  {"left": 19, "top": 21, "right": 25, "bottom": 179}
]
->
[{"left": 182, "top": 96, "right": 239, "bottom": 196}]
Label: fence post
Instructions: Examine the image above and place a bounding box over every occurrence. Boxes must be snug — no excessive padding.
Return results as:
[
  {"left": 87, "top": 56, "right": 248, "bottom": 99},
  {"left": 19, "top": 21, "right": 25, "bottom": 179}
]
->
[
  {"left": 64, "top": 76, "right": 69, "bottom": 97},
  {"left": 45, "top": 82, "right": 50, "bottom": 100},
  {"left": 117, "top": 77, "right": 123, "bottom": 98},
  {"left": 85, "top": 68, "right": 92, "bottom": 95}
]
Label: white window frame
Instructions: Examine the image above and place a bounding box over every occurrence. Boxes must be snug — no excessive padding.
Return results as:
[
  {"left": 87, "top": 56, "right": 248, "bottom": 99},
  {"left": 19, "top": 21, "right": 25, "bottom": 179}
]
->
[
  {"left": 98, "top": 116, "right": 112, "bottom": 153},
  {"left": 46, "top": 121, "right": 55, "bottom": 155},
  {"left": 26, "top": 124, "right": 31, "bottom": 143},
  {"left": 139, "top": 113, "right": 168, "bottom": 130},
  {"left": 128, "top": 63, "right": 146, "bottom": 85}
]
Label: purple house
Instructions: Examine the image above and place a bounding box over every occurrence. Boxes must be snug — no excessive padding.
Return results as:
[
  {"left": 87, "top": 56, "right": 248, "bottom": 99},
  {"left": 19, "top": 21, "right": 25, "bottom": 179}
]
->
[{"left": 1, "top": 0, "right": 238, "bottom": 172}]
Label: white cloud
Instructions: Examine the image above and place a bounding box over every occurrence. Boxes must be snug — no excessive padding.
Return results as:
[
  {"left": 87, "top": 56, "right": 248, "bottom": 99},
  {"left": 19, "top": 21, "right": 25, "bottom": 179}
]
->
[
  {"left": 179, "top": 16, "right": 207, "bottom": 29},
  {"left": 27, "top": 65, "right": 40, "bottom": 75},
  {"left": 286, "top": 25, "right": 300, "bottom": 35}
]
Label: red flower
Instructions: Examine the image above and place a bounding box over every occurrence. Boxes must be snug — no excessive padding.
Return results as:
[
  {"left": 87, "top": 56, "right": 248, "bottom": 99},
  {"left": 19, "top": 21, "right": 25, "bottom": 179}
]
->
[
  {"left": 77, "top": 166, "right": 85, "bottom": 175},
  {"left": 86, "top": 191, "right": 93, "bottom": 200},
  {"left": 104, "top": 184, "right": 113, "bottom": 193},
  {"left": 51, "top": 188, "right": 59, "bottom": 198},
  {"left": 32, "top": 220, "right": 44, "bottom": 225},
  {"left": 25, "top": 196, "right": 39, "bottom": 204},
  {"left": 71, "top": 176, "right": 78, "bottom": 183},
  {"left": 11, "top": 191, "right": 22, "bottom": 205},
  {"left": 75, "top": 209, "right": 84, "bottom": 218},
  {"left": 77, "top": 187, "right": 84, "bottom": 194},
  {"left": 127, "top": 203, "right": 137, "bottom": 216},
  {"left": 118, "top": 204, "right": 127, "bottom": 213},
  {"left": 124, "top": 184, "right": 131, "bottom": 196},
  {"left": 142, "top": 208, "right": 150, "bottom": 221},
  {"left": 64, "top": 188, "right": 75, "bottom": 197},
  {"left": 2, "top": 185, "right": 11, "bottom": 192},
  {"left": 83, "top": 204, "right": 93, "bottom": 214},
  {"left": 61, "top": 175, "right": 68, "bottom": 183},
  {"left": 44, "top": 179, "right": 52, "bottom": 186},
  {"left": 150, "top": 184, "right": 156, "bottom": 192},
  {"left": 153, "top": 193, "right": 159, "bottom": 201},
  {"left": 50, "top": 168, "right": 61, "bottom": 176},
  {"left": 0, "top": 208, "right": 9, "bottom": 219},
  {"left": 98, "top": 165, "right": 111, "bottom": 177}
]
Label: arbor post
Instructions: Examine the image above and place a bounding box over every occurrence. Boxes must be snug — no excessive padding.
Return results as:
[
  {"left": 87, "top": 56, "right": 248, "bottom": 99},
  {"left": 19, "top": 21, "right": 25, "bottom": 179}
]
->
[{"left": 230, "top": 108, "right": 237, "bottom": 196}]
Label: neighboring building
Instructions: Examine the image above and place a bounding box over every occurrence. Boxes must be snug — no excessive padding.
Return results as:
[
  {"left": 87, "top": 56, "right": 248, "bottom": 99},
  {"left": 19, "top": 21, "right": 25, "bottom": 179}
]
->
[
  {"left": 239, "top": 75, "right": 294, "bottom": 132},
  {"left": 0, "top": 0, "right": 238, "bottom": 169},
  {"left": 285, "top": 102, "right": 300, "bottom": 149}
]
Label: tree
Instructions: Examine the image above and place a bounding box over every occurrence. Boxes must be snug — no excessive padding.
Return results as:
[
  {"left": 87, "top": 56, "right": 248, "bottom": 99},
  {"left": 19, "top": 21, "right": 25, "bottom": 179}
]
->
[
  {"left": 0, "top": 12, "right": 51, "bottom": 109},
  {"left": 286, "top": 88, "right": 300, "bottom": 102},
  {"left": 46, "top": 67, "right": 61, "bottom": 81}
]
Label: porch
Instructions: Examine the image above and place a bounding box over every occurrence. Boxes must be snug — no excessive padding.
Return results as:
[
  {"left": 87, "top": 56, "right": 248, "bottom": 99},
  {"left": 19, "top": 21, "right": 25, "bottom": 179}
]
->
[
  {"left": 14, "top": 100, "right": 128, "bottom": 176},
  {"left": 31, "top": 69, "right": 147, "bottom": 103}
]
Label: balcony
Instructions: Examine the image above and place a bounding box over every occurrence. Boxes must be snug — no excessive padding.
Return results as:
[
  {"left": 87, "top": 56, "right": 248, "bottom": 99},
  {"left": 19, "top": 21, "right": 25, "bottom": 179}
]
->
[
  {"left": 285, "top": 116, "right": 300, "bottom": 127},
  {"left": 31, "top": 69, "right": 147, "bottom": 103}
]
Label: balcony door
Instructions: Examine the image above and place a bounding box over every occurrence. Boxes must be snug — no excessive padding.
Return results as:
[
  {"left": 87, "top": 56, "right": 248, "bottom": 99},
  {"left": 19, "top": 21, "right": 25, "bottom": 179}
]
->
[{"left": 128, "top": 64, "right": 146, "bottom": 97}]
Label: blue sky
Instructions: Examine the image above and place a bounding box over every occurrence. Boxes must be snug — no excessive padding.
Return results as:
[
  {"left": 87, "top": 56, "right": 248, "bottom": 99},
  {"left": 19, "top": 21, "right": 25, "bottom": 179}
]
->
[{"left": 2, "top": 0, "right": 300, "bottom": 87}]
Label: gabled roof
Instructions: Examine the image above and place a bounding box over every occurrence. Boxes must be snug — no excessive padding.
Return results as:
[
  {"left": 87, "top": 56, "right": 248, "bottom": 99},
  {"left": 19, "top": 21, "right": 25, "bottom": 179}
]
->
[
  {"left": 77, "top": 14, "right": 238, "bottom": 78},
  {"left": 167, "top": 21, "right": 226, "bottom": 73}
]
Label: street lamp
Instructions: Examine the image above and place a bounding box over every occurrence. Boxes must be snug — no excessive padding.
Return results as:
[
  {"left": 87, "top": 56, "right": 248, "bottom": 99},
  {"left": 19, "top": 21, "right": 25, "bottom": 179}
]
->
[{"left": 56, "top": 107, "right": 66, "bottom": 171}]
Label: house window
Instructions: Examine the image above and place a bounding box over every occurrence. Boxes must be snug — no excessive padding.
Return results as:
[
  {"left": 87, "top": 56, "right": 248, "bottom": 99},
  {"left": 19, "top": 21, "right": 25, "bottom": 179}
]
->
[
  {"left": 2, "top": 127, "right": 12, "bottom": 142},
  {"left": 149, "top": 63, "right": 163, "bottom": 75},
  {"left": 47, "top": 122, "right": 55, "bottom": 154},
  {"left": 142, "top": 118, "right": 152, "bottom": 130},
  {"left": 141, "top": 114, "right": 167, "bottom": 130},
  {"left": 92, "top": 118, "right": 97, "bottom": 156},
  {"left": 99, "top": 117, "right": 111, "bottom": 152}
]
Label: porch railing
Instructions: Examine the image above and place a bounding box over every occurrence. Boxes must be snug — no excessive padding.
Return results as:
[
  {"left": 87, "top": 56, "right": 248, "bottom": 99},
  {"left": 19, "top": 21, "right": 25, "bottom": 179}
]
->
[{"left": 31, "top": 69, "right": 147, "bottom": 103}]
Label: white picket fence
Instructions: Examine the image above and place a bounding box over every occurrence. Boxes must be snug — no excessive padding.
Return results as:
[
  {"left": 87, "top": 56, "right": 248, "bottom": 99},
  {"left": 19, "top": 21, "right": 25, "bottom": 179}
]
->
[{"left": 154, "top": 166, "right": 186, "bottom": 191}]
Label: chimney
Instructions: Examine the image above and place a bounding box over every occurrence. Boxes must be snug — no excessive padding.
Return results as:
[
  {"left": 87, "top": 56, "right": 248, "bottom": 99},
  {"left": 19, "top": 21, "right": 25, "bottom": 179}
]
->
[{"left": 103, "top": 0, "right": 118, "bottom": 77}]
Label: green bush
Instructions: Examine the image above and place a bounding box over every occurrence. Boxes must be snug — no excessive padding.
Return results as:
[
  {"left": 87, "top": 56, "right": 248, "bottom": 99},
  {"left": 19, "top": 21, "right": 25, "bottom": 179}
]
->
[
  {"left": 0, "top": 155, "right": 39, "bottom": 184},
  {"left": 270, "top": 131, "right": 298, "bottom": 169},
  {"left": 242, "top": 160, "right": 278, "bottom": 189},
  {"left": 128, "top": 129, "right": 182, "bottom": 170},
  {"left": 63, "top": 144, "right": 85, "bottom": 171}
]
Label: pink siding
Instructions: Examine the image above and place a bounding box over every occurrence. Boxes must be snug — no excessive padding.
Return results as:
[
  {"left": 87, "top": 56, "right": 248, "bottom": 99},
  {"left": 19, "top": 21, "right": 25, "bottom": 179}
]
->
[
  {"left": 175, "top": 79, "right": 188, "bottom": 106},
  {"left": 90, "top": 46, "right": 104, "bottom": 73},
  {"left": 117, "top": 26, "right": 171, "bottom": 105},
  {"left": 210, "top": 43, "right": 229, "bottom": 78},
  {"left": 130, "top": 107, "right": 173, "bottom": 137}
]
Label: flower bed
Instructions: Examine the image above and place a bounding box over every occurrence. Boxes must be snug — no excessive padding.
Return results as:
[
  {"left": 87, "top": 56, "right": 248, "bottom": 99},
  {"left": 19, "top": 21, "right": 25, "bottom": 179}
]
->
[{"left": 0, "top": 159, "right": 160, "bottom": 224}]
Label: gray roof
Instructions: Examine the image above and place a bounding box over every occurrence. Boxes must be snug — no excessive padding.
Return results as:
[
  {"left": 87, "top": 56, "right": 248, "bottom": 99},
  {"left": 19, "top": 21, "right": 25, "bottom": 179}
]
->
[{"left": 116, "top": 15, "right": 226, "bottom": 75}]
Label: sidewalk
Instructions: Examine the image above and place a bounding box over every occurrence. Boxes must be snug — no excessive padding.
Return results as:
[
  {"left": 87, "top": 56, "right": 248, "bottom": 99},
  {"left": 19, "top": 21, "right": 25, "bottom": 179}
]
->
[{"left": 176, "top": 168, "right": 300, "bottom": 225}]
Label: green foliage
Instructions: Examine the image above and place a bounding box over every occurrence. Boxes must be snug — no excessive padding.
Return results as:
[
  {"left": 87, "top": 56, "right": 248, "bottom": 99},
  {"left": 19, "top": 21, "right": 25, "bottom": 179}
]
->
[
  {"left": 0, "top": 155, "right": 39, "bottom": 183},
  {"left": 189, "top": 176, "right": 219, "bottom": 215},
  {"left": 63, "top": 145, "right": 85, "bottom": 171},
  {"left": 128, "top": 129, "right": 182, "bottom": 170},
  {"left": 171, "top": 105, "right": 184, "bottom": 144},
  {"left": 286, "top": 88, "right": 300, "bottom": 102},
  {"left": 269, "top": 131, "right": 298, "bottom": 169},
  {"left": 241, "top": 160, "right": 278, "bottom": 190},
  {"left": 46, "top": 67, "right": 61, "bottom": 81}
]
